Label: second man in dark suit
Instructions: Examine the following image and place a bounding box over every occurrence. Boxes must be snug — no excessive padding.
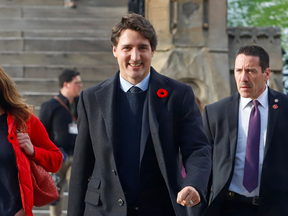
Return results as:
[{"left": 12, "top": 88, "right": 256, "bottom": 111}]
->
[{"left": 203, "top": 45, "right": 288, "bottom": 216}]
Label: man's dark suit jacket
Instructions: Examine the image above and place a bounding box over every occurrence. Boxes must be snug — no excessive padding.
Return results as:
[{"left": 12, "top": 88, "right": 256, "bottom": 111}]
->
[
  {"left": 67, "top": 67, "right": 211, "bottom": 216},
  {"left": 202, "top": 87, "right": 288, "bottom": 216}
]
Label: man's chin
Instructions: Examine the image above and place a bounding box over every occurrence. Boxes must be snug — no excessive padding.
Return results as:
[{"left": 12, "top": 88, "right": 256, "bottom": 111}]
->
[{"left": 239, "top": 93, "right": 252, "bottom": 98}]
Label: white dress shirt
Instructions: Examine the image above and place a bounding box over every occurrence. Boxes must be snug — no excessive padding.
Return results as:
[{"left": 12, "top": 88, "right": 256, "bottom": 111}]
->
[
  {"left": 119, "top": 72, "right": 150, "bottom": 92},
  {"left": 229, "top": 86, "right": 268, "bottom": 197}
]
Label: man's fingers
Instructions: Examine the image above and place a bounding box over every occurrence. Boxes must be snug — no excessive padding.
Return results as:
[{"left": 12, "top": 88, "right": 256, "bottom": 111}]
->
[
  {"left": 184, "top": 193, "right": 200, "bottom": 206},
  {"left": 177, "top": 190, "right": 188, "bottom": 206},
  {"left": 177, "top": 186, "right": 201, "bottom": 207}
]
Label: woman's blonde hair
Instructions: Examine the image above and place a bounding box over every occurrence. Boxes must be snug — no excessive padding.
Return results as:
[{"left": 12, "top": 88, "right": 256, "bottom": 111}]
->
[{"left": 0, "top": 67, "right": 34, "bottom": 131}]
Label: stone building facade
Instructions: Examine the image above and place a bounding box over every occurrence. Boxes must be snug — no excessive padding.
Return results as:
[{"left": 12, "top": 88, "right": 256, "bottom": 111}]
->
[{"left": 145, "top": 0, "right": 283, "bottom": 106}]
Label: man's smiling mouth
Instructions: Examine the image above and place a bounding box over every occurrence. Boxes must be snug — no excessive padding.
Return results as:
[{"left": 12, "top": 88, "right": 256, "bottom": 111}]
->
[{"left": 129, "top": 63, "right": 141, "bottom": 67}]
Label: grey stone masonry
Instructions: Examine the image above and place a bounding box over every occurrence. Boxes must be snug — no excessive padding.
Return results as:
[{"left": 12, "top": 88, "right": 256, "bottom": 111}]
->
[{"left": 0, "top": 0, "right": 128, "bottom": 122}]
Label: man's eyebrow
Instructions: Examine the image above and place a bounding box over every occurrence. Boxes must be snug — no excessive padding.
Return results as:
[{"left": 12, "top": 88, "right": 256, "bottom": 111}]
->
[
  {"left": 120, "top": 43, "right": 132, "bottom": 47},
  {"left": 235, "top": 67, "right": 257, "bottom": 70},
  {"left": 138, "top": 43, "right": 149, "bottom": 46},
  {"left": 245, "top": 67, "right": 257, "bottom": 70}
]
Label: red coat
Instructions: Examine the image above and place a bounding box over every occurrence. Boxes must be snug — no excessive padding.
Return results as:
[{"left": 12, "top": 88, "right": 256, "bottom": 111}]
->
[{"left": 7, "top": 112, "right": 63, "bottom": 216}]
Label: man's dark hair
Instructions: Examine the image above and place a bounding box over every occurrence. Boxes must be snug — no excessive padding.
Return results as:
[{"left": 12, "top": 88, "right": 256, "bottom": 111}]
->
[
  {"left": 236, "top": 45, "right": 270, "bottom": 73},
  {"left": 111, "top": 13, "right": 158, "bottom": 51},
  {"left": 58, "top": 69, "right": 80, "bottom": 88}
]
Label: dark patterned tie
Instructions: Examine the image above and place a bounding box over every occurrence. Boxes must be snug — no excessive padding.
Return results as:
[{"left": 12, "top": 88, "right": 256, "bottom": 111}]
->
[
  {"left": 243, "top": 100, "right": 261, "bottom": 193},
  {"left": 129, "top": 86, "right": 142, "bottom": 93}
]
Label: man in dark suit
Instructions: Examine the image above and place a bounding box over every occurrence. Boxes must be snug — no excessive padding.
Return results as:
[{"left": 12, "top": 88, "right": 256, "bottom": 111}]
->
[
  {"left": 203, "top": 45, "right": 288, "bottom": 216},
  {"left": 67, "top": 13, "right": 211, "bottom": 216}
]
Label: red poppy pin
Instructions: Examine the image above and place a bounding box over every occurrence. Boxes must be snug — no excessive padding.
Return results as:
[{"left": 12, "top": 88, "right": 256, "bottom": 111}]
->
[
  {"left": 157, "top": 89, "right": 168, "bottom": 98},
  {"left": 273, "top": 104, "right": 278, "bottom": 109}
]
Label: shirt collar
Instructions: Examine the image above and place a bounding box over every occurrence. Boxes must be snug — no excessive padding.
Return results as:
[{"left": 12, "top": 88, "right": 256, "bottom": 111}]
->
[
  {"left": 240, "top": 85, "right": 268, "bottom": 109},
  {"left": 119, "top": 72, "right": 150, "bottom": 92}
]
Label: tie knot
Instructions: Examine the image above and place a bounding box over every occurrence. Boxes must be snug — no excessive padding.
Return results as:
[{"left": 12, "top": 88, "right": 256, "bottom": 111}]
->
[
  {"left": 129, "top": 86, "right": 142, "bottom": 93},
  {"left": 252, "top": 100, "right": 259, "bottom": 107}
]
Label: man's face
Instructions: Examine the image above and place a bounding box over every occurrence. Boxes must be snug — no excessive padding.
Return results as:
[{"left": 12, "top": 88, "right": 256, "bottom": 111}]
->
[
  {"left": 234, "top": 54, "right": 270, "bottom": 99},
  {"left": 113, "top": 29, "right": 154, "bottom": 85},
  {"left": 67, "top": 75, "right": 82, "bottom": 97}
]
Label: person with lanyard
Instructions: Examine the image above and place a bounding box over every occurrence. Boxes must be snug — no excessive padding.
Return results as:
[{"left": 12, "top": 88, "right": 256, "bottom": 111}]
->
[{"left": 39, "top": 69, "right": 82, "bottom": 216}]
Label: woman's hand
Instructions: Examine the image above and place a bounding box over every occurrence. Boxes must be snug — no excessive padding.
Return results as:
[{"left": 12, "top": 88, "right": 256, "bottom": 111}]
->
[{"left": 17, "top": 132, "right": 35, "bottom": 157}]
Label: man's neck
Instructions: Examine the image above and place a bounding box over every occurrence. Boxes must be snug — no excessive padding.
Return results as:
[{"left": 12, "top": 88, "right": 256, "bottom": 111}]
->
[{"left": 60, "top": 89, "right": 74, "bottom": 104}]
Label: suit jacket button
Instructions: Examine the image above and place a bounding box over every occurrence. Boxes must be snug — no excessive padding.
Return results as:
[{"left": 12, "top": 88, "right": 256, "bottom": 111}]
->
[
  {"left": 118, "top": 199, "right": 124, "bottom": 206},
  {"left": 112, "top": 170, "right": 117, "bottom": 175}
]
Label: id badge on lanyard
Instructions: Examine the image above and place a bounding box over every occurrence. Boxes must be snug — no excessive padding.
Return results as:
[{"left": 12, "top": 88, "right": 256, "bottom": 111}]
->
[{"left": 68, "top": 122, "right": 78, "bottom": 134}]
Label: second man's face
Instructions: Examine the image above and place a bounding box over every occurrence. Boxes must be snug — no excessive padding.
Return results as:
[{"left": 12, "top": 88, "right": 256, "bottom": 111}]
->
[
  {"left": 113, "top": 29, "right": 154, "bottom": 85},
  {"left": 234, "top": 54, "right": 270, "bottom": 99}
]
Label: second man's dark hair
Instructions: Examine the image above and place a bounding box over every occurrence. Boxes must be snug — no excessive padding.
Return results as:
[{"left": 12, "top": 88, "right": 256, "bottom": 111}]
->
[
  {"left": 58, "top": 69, "right": 80, "bottom": 88},
  {"left": 236, "top": 45, "right": 270, "bottom": 73}
]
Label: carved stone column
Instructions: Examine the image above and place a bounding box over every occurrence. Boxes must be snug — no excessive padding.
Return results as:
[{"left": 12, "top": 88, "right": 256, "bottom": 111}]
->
[
  {"left": 146, "top": 0, "right": 230, "bottom": 106},
  {"left": 145, "top": 0, "right": 174, "bottom": 50}
]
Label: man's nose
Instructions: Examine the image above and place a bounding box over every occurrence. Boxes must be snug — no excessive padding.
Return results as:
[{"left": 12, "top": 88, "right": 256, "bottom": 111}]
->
[
  {"left": 131, "top": 48, "right": 140, "bottom": 61},
  {"left": 240, "top": 71, "right": 248, "bottom": 82}
]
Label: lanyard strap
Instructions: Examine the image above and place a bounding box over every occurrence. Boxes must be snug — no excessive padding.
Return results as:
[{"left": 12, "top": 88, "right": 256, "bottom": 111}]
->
[{"left": 54, "top": 96, "right": 77, "bottom": 123}]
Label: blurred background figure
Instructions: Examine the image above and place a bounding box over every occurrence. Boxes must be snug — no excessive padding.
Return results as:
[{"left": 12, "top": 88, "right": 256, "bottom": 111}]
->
[
  {"left": 64, "top": 0, "right": 76, "bottom": 8},
  {"left": 39, "top": 69, "right": 82, "bottom": 216},
  {"left": 195, "top": 97, "right": 204, "bottom": 114},
  {"left": 0, "top": 67, "right": 62, "bottom": 216}
]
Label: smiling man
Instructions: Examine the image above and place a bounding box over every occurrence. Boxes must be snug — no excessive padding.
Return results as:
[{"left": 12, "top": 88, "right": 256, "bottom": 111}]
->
[
  {"left": 67, "top": 13, "right": 211, "bottom": 216},
  {"left": 202, "top": 45, "right": 288, "bottom": 216}
]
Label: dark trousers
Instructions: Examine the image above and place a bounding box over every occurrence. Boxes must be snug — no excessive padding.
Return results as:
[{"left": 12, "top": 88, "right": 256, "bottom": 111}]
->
[
  {"left": 127, "top": 207, "right": 175, "bottom": 216},
  {"left": 127, "top": 207, "right": 138, "bottom": 216},
  {"left": 220, "top": 198, "right": 258, "bottom": 216}
]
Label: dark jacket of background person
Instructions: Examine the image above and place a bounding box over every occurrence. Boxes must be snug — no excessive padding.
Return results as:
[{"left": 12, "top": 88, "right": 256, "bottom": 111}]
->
[
  {"left": 202, "top": 88, "right": 288, "bottom": 216},
  {"left": 39, "top": 93, "right": 79, "bottom": 156},
  {"left": 68, "top": 68, "right": 211, "bottom": 216}
]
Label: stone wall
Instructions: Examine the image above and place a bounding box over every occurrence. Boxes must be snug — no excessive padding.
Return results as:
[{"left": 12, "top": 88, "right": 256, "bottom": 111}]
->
[
  {"left": 146, "top": 0, "right": 283, "bottom": 106},
  {"left": 146, "top": 0, "right": 230, "bottom": 106}
]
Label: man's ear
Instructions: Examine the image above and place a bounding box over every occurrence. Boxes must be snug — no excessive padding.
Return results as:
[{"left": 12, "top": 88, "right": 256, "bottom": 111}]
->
[
  {"left": 113, "top": 46, "right": 117, "bottom": 58},
  {"left": 63, "top": 81, "right": 69, "bottom": 88},
  {"left": 264, "top": 68, "right": 271, "bottom": 82}
]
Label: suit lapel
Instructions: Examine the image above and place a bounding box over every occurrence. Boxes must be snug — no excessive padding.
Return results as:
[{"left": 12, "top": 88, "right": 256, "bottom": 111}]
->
[
  {"left": 227, "top": 93, "right": 240, "bottom": 169},
  {"left": 139, "top": 98, "right": 149, "bottom": 164},
  {"left": 147, "top": 68, "right": 171, "bottom": 132},
  {"left": 140, "top": 68, "right": 171, "bottom": 164},
  {"left": 264, "top": 88, "right": 279, "bottom": 157},
  {"left": 146, "top": 68, "right": 171, "bottom": 177},
  {"left": 95, "top": 72, "right": 119, "bottom": 145}
]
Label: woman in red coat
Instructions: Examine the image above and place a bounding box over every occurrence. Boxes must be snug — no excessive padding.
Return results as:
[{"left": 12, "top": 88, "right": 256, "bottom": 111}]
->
[{"left": 0, "top": 67, "right": 63, "bottom": 216}]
